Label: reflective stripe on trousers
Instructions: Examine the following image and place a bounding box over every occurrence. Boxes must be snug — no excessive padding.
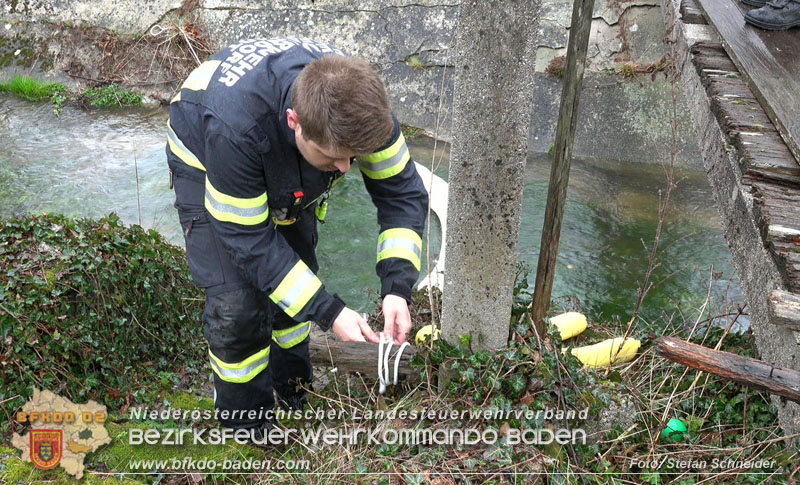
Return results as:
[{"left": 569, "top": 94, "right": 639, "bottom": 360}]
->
[
  {"left": 208, "top": 346, "right": 270, "bottom": 383},
  {"left": 272, "top": 321, "right": 312, "bottom": 349}
]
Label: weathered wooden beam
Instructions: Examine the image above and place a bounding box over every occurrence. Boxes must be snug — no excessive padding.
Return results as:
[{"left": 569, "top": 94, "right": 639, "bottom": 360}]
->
[
  {"left": 309, "top": 335, "right": 418, "bottom": 378},
  {"left": 768, "top": 290, "right": 800, "bottom": 330},
  {"left": 655, "top": 337, "right": 800, "bottom": 403},
  {"left": 680, "top": 0, "right": 706, "bottom": 25}
]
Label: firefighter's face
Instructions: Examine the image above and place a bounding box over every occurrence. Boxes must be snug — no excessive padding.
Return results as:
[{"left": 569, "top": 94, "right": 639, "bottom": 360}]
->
[{"left": 287, "top": 109, "right": 354, "bottom": 173}]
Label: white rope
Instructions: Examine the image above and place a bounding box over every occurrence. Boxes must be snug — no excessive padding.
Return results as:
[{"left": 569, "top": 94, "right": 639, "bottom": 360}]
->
[
  {"left": 393, "top": 342, "right": 410, "bottom": 385},
  {"left": 382, "top": 335, "right": 393, "bottom": 393},
  {"left": 378, "top": 333, "right": 386, "bottom": 394},
  {"left": 377, "top": 333, "right": 411, "bottom": 394},
  {"left": 149, "top": 24, "right": 168, "bottom": 37}
]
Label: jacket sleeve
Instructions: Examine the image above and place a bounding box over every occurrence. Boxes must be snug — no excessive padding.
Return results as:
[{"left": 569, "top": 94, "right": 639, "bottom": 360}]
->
[
  {"left": 203, "top": 121, "right": 345, "bottom": 331},
  {"left": 357, "top": 115, "right": 429, "bottom": 302}
]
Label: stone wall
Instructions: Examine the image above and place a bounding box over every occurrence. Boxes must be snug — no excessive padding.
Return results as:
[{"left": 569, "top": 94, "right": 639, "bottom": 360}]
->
[{"left": 0, "top": 0, "right": 700, "bottom": 165}]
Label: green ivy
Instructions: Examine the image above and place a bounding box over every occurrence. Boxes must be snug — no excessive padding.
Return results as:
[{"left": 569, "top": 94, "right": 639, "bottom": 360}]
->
[
  {"left": 82, "top": 84, "right": 142, "bottom": 107},
  {"left": 0, "top": 214, "right": 204, "bottom": 431}
]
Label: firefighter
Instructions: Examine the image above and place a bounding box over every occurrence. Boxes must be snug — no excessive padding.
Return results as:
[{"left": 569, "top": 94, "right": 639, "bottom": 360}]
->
[{"left": 166, "top": 36, "right": 428, "bottom": 432}]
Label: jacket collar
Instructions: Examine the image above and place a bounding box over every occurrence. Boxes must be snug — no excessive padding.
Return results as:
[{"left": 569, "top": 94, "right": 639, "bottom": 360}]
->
[{"left": 279, "top": 83, "right": 298, "bottom": 148}]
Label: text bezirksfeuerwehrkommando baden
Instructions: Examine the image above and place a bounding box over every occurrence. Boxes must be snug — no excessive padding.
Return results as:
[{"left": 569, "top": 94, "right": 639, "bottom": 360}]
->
[
  {"left": 128, "top": 425, "right": 587, "bottom": 446},
  {"left": 128, "top": 405, "right": 590, "bottom": 447}
]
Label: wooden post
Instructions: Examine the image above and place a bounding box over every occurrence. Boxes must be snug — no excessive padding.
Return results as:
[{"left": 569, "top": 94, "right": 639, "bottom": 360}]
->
[
  {"left": 655, "top": 336, "right": 800, "bottom": 403},
  {"left": 531, "top": 0, "right": 596, "bottom": 335}
]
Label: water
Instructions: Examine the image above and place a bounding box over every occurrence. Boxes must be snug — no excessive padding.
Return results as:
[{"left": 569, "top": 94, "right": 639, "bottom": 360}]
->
[
  {"left": 0, "top": 95, "right": 747, "bottom": 331},
  {"left": 520, "top": 155, "right": 746, "bottom": 332},
  {"left": 408, "top": 138, "right": 747, "bottom": 332},
  {"left": 0, "top": 97, "right": 175, "bottom": 238}
]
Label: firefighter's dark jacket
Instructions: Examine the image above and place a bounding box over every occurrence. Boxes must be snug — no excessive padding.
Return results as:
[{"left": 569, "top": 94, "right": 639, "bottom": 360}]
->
[{"left": 167, "top": 37, "right": 429, "bottom": 331}]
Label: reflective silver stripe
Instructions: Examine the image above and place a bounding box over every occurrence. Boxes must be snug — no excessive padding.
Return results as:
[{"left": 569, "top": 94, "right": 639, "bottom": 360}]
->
[
  {"left": 276, "top": 268, "right": 316, "bottom": 312},
  {"left": 167, "top": 123, "right": 204, "bottom": 170},
  {"left": 362, "top": 143, "right": 409, "bottom": 172},
  {"left": 377, "top": 237, "right": 422, "bottom": 260},
  {"left": 209, "top": 353, "right": 269, "bottom": 381},
  {"left": 205, "top": 189, "right": 269, "bottom": 218},
  {"left": 274, "top": 322, "right": 312, "bottom": 347}
]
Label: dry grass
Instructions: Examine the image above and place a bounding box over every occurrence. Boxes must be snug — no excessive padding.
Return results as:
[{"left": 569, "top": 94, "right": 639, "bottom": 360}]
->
[{"left": 58, "top": 0, "right": 215, "bottom": 98}]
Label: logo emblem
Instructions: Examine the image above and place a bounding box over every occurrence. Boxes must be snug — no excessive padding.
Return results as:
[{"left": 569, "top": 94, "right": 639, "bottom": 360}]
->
[{"left": 30, "top": 429, "right": 62, "bottom": 470}]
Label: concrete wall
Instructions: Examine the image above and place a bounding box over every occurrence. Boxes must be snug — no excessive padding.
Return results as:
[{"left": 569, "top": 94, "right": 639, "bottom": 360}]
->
[{"left": 0, "top": 0, "right": 700, "bottom": 166}]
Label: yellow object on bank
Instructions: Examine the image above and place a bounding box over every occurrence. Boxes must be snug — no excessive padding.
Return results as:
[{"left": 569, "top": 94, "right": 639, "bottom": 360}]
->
[
  {"left": 415, "top": 325, "right": 441, "bottom": 345},
  {"left": 570, "top": 337, "right": 641, "bottom": 368},
  {"left": 550, "top": 312, "right": 588, "bottom": 340}
]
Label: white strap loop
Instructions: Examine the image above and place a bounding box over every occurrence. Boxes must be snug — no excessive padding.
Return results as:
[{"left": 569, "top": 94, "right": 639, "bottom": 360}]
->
[{"left": 377, "top": 333, "right": 410, "bottom": 394}]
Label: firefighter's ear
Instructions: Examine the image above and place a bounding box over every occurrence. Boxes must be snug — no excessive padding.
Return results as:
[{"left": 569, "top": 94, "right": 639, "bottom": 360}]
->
[{"left": 286, "top": 109, "right": 300, "bottom": 131}]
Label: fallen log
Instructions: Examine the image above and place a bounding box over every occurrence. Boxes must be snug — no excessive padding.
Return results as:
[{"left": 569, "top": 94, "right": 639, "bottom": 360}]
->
[
  {"left": 309, "top": 334, "right": 418, "bottom": 379},
  {"left": 655, "top": 337, "right": 800, "bottom": 403}
]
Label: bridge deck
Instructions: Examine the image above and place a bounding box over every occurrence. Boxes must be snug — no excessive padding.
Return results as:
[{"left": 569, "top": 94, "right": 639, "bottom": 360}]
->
[
  {"left": 661, "top": 0, "right": 800, "bottom": 434},
  {"left": 696, "top": 0, "right": 800, "bottom": 166}
]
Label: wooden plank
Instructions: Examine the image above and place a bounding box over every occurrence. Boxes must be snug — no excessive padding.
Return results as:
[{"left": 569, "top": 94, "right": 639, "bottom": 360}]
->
[
  {"left": 688, "top": 43, "right": 800, "bottom": 292},
  {"left": 774, "top": 248, "right": 800, "bottom": 293},
  {"left": 531, "top": 0, "right": 595, "bottom": 333},
  {"left": 681, "top": 0, "right": 707, "bottom": 24},
  {"left": 768, "top": 290, "right": 800, "bottom": 330},
  {"left": 739, "top": 133, "right": 800, "bottom": 187},
  {"left": 309, "top": 335, "right": 417, "bottom": 378},
  {"left": 691, "top": 45, "right": 800, "bottom": 177},
  {"left": 751, "top": 183, "right": 800, "bottom": 241},
  {"left": 748, "top": 181, "right": 800, "bottom": 292},
  {"left": 683, "top": 24, "right": 719, "bottom": 47},
  {"left": 695, "top": 0, "right": 800, "bottom": 166},
  {"left": 655, "top": 337, "right": 800, "bottom": 403}
]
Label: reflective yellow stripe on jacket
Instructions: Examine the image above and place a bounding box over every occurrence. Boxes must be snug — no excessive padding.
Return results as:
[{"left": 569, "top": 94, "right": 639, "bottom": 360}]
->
[
  {"left": 171, "top": 59, "right": 222, "bottom": 103},
  {"left": 167, "top": 60, "right": 222, "bottom": 163},
  {"left": 208, "top": 346, "right": 270, "bottom": 383},
  {"left": 356, "top": 132, "right": 410, "bottom": 180},
  {"left": 204, "top": 176, "right": 269, "bottom": 226},
  {"left": 272, "top": 321, "right": 312, "bottom": 349},
  {"left": 377, "top": 228, "right": 422, "bottom": 271},
  {"left": 269, "top": 260, "right": 322, "bottom": 318},
  {"left": 167, "top": 120, "right": 206, "bottom": 172}
]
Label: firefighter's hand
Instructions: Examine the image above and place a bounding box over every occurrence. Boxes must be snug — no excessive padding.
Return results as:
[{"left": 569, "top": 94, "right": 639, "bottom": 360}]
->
[
  {"left": 332, "top": 307, "right": 380, "bottom": 343},
  {"left": 381, "top": 294, "right": 412, "bottom": 345}
]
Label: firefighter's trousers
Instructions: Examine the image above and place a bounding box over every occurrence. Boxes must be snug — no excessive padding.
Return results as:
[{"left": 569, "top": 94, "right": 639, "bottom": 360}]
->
[{"left": 171, "top": 165, "right": 316, "bottom": 429}]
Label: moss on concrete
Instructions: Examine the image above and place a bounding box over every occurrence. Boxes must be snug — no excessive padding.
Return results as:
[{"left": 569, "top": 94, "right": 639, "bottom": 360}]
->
[{"left": 0, "top": 33, "right": 34, "bottom": 69}]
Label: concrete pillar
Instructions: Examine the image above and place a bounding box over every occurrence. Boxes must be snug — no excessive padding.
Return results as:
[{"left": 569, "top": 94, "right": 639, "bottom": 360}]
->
[{"left": 441, "top": 0, "right": 541, "bottom": 350}]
